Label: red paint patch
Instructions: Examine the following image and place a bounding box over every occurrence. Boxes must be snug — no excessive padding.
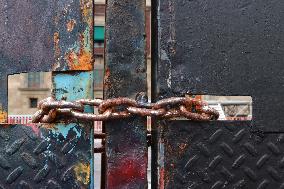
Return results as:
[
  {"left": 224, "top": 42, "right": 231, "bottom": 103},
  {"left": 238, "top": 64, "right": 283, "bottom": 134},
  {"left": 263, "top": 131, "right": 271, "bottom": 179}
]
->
[
  {"left": 159, "top": 168, "right": 165, "bottom": 189},
  {"left": 107, "top": 158, "right": 147, "bottom": 189}
]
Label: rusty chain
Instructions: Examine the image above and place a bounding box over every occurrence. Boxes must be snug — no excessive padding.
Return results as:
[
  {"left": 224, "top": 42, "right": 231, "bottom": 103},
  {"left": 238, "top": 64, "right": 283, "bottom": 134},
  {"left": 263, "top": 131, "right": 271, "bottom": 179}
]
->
[{"left": 32, "top": 96, "right": 219, "bottom": 123}]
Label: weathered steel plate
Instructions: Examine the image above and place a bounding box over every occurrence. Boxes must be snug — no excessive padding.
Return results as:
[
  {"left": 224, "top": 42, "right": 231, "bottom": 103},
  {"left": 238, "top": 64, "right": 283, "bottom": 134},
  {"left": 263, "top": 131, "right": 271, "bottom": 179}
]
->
[
  {"left": 104, "top": 0, "right": 148, "bottom": 188},
  {"left": 0, "top": 123, "right": 92, "bottom": 188},
  {"left": 0, "top": 0, "right": 93, "bottom": 122},
  {"left": 155, "top": 0, "right": 284, "bottom": 132},
  {"left": 162, "top": 121, "right": 284, "bottom": 189}
]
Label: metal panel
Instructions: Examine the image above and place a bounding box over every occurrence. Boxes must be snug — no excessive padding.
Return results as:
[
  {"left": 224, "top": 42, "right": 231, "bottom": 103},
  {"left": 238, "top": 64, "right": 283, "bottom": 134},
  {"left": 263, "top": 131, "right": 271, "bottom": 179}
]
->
[
  {"left": 0, "top": 123, "right": 92, "bottom": 188},
  {"left": 154, "top": 0, "right": 284, "bottom": 132},
  {"left": 152, "top": 0, "right": 284, "bottom": 188},
  {"left": 0, "top": 71, "right": 94, "bottom": 188},
  {"left": 0, "top": 0, "right": 93, "bottom": 122},
  {"left": 104, "top": 0, "right": 148, "bottom": 188},
  {"left": 163, "top": 121, "right": 284, "bottom": 189}
]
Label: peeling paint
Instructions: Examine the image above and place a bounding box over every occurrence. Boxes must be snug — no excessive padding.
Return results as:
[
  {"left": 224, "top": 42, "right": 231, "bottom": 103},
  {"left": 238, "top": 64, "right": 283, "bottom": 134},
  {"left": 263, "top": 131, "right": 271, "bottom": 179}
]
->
[
  {"left": 65, "top": 28, "right": 93, "bottom": 70},
  {"left": 65, "top": 50, "right": 92, "bottom": 70},
  {"left": 50, "top": 124, "right": 82, "bottom": 139},
  {"left": 52, "top": 0, "right": 93, "bottom": 71}
]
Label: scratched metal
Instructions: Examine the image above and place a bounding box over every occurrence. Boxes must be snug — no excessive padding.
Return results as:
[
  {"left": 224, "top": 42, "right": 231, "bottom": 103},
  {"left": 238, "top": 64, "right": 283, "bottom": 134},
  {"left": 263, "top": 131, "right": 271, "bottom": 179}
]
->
[
  {"left": 154, "top": 0, "right": 284, "bottom": 132},
  {"left": 0, "top": 123, "right": 92, "bottom": 188},
  {"left": 0, "top": 0, "right": 93, "bottom": 122},
  {"left": 152, "top": 0, "right": 284, "bottom": 188},
  {"left": 52, "top": 71, "right": 94, "bottom": 188},
  {"left": 104, "top": 0, "right": 148, "bottom": 188}
]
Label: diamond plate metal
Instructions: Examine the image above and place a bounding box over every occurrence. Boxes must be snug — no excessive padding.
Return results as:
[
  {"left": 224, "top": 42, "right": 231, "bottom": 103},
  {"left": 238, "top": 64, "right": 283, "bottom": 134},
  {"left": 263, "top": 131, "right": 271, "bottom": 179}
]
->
[
  {"left": 0, "top": 124, "right": 92, "bottom": 188},
  {"left": 162, "top": 121, "right": 284, "bottom": 189}
]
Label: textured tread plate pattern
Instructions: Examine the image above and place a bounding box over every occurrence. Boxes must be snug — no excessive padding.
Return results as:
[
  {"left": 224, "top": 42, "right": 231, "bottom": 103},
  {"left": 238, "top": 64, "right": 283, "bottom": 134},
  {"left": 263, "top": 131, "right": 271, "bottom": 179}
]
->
[
  {"left": 163, "top": 121, "right": 284, "bottom": 189},
  {"left": 0, "top": 124, "right": 91, "bottom": 189}
]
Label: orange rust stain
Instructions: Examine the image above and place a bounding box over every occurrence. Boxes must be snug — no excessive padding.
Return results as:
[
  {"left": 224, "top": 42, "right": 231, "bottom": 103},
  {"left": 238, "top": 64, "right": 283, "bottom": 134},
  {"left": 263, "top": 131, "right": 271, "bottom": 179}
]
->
[
  {"left": 179, "top": 143, "right": 187, "bottom": 151},
  {"left": 65, "top": 33, "right": 93, "bottom": 70},
  {"left": 65, "top": 50, "right": 92, "bottom": 70},
  {"left": 103, "top": 68, "right": 111, "bottom": 89},
  {"left": 0, "top": 111, "right": 7, "bottom": 123},
  {"left": 73, "top": 163, "right": 90, "bottom": 185},
  {"left": 159, "top": 168, "right": 165, "bottom": 189},
  {"left": 67, "top": 19, "right": 76, "bottom": 32},
  {"left": 178, "top": 142, "right": 188, "bottom": 156},
  {"left": 54, "top": 32, "right": 61, "bottom": 60}
]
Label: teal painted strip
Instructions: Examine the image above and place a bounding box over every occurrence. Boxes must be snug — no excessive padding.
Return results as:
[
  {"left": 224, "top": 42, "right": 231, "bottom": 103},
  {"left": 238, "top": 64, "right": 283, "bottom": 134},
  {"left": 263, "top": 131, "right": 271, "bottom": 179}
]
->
[
  {"left": 53, "top": 71, "right": 94, "bottom": 188},
  {"left": 53, "top": 71, "right": 94, "bottom": 113}
]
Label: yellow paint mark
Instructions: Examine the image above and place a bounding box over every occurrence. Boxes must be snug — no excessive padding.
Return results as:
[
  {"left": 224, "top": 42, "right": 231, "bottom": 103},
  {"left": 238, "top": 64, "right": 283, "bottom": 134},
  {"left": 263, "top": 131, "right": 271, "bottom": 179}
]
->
[
  {"left": 0, "top": 110, "right": 7, "bottom": 123},
  {"left": 67, "top": 19, "right": 76, "bottom": 32},
  {"left": 73, "top": 163, "right": 90, "bottom": 185}
]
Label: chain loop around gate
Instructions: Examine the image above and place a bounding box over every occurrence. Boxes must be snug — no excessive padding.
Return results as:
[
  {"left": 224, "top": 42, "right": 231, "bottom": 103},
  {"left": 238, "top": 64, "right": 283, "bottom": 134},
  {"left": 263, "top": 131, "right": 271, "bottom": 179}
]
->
[{"left": 31, "top": 96, "right": 219, "bottom": 123}]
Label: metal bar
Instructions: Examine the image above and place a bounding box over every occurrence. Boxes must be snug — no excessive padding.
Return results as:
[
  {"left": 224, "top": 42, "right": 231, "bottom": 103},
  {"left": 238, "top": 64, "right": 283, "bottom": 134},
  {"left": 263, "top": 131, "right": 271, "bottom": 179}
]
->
[
  {"left": 151, "top": 0, "right": 159, "bottom": 187},
  {"left": 52, "top": 71, "right": 94, "bottom": 188},
  {"left": 104, "top": 0, "right": 147, "bottom": 188}
]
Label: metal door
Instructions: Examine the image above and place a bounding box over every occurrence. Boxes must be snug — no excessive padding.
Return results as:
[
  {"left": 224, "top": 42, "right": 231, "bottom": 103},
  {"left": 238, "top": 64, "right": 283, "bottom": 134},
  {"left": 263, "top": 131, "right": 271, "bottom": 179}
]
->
[{"left": 152, "top": 0, "right": 284, "bottom": 188}]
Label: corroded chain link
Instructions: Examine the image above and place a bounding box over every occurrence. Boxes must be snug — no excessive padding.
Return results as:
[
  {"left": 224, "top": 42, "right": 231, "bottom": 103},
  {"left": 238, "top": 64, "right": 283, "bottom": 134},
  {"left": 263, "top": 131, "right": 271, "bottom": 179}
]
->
[{"left": 32, "top": 96, "right": 219, "bottom": 123}]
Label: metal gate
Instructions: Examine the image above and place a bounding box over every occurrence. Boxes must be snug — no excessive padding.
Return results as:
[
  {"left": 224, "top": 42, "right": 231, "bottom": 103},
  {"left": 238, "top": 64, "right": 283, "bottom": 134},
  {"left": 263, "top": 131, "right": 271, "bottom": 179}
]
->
[
  {"left": 153, "top": 1, "right": 284, "bottom": 188},
  {"left": 1, "top": 0, "right": 284, "bottom": 189}
]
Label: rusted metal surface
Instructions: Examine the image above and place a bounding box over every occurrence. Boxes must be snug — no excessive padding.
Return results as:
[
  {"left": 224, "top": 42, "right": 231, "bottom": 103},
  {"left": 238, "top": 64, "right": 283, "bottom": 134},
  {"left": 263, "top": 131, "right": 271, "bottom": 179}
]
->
[
  {"left": 152, "top": 0, "right": 284, "bottom": 188},
  {"left": 32, "top": 96, "right": 219, "bottom": 123},
  {"left": 104, "top": 0, "right": 148, "bottom": 188},
  {"left": 0, "top": 0, "right": 93, "bottom": 123}
]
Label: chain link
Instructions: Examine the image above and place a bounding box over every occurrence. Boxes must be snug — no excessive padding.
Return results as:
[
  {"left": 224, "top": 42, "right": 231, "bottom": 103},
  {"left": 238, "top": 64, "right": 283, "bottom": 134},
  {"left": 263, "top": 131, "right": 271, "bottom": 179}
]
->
[{"left": 32, "top": 96, "right": 219, "bottom": 123}]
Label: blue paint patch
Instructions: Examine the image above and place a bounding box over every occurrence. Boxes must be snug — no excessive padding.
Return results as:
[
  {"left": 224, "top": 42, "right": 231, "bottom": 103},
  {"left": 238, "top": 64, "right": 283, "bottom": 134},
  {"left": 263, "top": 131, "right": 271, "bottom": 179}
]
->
[
  {"left": 51, "top": 123, "right": 82, "bottom": 139},
  {"left": 52, "top": 71, "right": 94, "bottom": 188},
  {"left": 53, "top": 71, "right": 94, "bottom": 113}
]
